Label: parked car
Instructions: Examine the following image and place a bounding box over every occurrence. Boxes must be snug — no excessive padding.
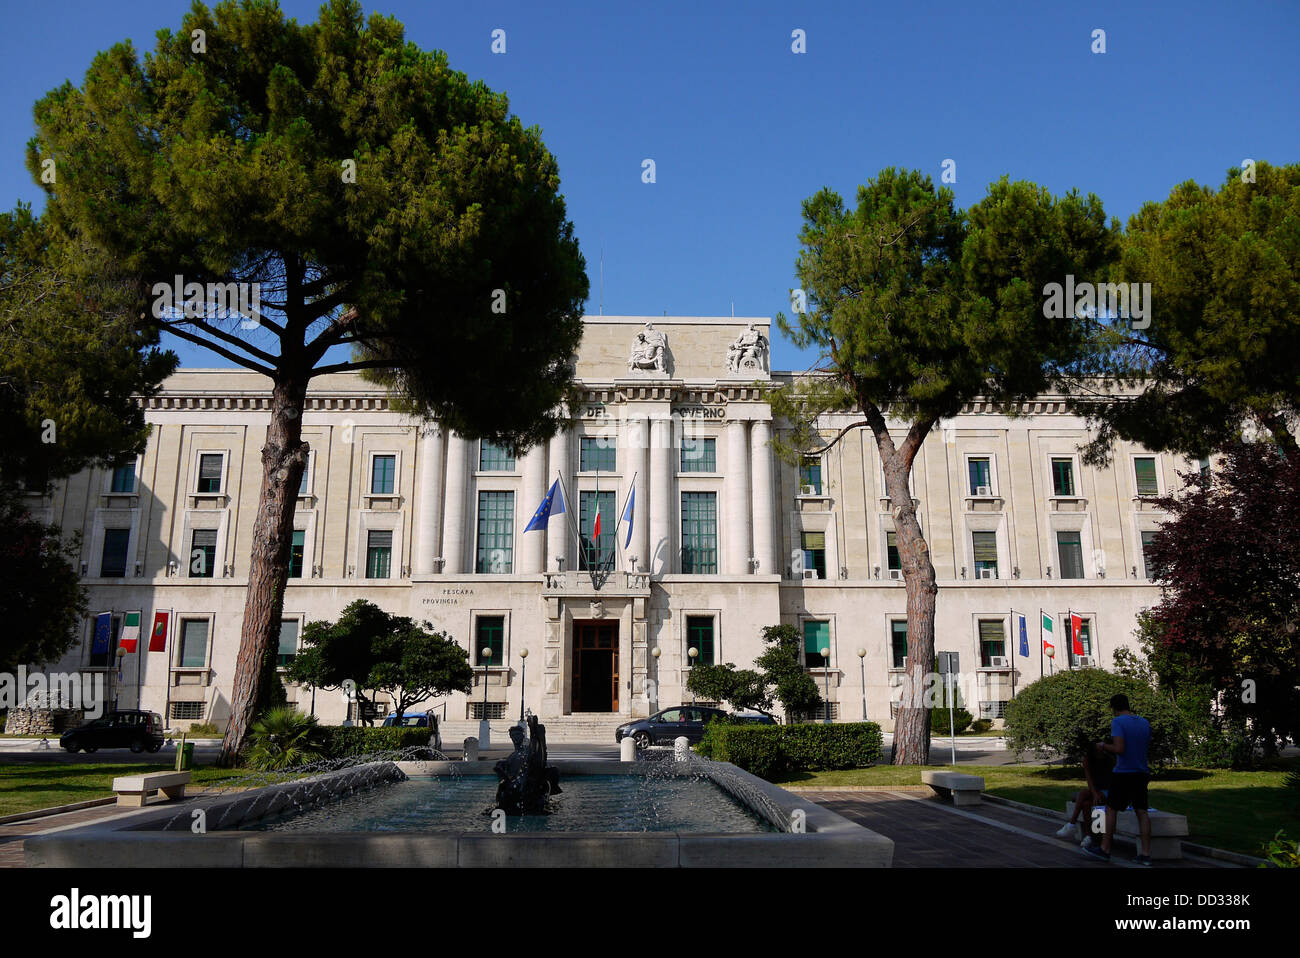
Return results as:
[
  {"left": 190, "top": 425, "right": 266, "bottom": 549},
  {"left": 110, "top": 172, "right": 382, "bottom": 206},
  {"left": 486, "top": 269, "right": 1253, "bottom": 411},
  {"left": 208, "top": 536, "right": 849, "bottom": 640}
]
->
[
  {"left": 60, "top": 710, "right": 165, "bottom": 754},
  {"left": 380, "top": 712, "right": 442, "bottom": 751},
  {"left": 732, "top": 712, "right": 778, "bottom": 725},
  {"left": 615, "top": 706, "right": 729, "bottom": 749}
]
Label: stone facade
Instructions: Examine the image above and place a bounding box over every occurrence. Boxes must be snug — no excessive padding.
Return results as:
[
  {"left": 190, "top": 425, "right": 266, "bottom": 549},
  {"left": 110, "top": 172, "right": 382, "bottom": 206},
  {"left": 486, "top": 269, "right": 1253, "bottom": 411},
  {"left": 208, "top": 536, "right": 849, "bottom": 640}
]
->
[{"left": 25, "top": 316, "right": 1196, "bottom": 733}]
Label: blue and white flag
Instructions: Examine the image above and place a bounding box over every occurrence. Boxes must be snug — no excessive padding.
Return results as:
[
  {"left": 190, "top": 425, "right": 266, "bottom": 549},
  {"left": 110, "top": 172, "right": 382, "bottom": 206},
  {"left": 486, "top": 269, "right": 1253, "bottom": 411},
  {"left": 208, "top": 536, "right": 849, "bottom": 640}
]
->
[
  {"left": 1017, "top": 612, "right": 1030, "bottom": 658},
  {"left": 524, "top": 479, "right": 565, "bottom": 532},
  {"left": 92, "top": 612, "right": 112, "bottom": 655},
  {"left": 621, "top": 486, "right": 635, "bottom": 548}
]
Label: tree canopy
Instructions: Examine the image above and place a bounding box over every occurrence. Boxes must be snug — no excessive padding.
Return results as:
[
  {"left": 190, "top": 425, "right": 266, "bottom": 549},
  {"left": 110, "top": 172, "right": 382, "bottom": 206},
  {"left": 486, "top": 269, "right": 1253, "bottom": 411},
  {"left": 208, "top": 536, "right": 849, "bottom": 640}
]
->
[
  {"left": 685, "top": 662, "right": 774, "bottom": 716},
  {"left": 287, "top": 599, "right": 473, "bottom": 724},
  {"left": 1072, "top": 161, "right": 1300, "bottom": 462}
]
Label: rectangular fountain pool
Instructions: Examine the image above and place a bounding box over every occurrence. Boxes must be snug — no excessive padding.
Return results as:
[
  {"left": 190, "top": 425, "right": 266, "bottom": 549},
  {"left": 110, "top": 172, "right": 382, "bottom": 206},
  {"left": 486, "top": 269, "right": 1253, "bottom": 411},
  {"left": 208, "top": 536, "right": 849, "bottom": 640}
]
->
[{"left": 246, "top": 774, "right": 776, "bottom": 834}]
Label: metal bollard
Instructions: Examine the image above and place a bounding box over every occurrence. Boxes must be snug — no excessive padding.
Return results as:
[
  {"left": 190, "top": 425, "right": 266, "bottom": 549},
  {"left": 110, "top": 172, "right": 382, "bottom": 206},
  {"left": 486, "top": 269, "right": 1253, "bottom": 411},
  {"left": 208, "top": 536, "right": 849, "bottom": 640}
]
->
[
  {"left": 674, "top": 736, "right": 690, "bottom": 762},
  {"left": 463, "top": 736, "right": 479, "bottom": 762},
  {"left": 620, "top": 736, "right": 637, "bottom": 762}
]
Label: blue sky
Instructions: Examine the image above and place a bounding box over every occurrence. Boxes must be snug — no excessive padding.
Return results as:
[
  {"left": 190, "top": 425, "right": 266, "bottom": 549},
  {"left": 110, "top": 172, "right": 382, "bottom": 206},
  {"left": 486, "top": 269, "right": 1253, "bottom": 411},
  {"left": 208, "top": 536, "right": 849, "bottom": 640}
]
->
[{"left": 2, "top": 0, "right": 1297, "bottom": 371}]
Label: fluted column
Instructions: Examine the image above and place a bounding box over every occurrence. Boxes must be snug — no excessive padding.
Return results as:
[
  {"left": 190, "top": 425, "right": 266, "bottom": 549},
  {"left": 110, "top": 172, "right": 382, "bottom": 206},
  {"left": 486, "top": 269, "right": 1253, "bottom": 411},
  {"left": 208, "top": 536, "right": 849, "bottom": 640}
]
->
[
  {"left": 624, "top": 416, "right": 650, "bottom": 571},
  {"left": 520, "top": 443, "right": 547, "bottom": 573},
  {"left": 725, "top": 419, "right": 752, "bottom": 574},
  {"left": 546, "top": 425, "right": 571, "bottom": 571},
  {"left": 649, "top": 416, "right": 674, "bottom": 575},
  {"left": 441, "top": 432, "right": 469, "bottom": 574},
  {"left": 750, "top": 419, "right": 775, "bottom": 576},
  {"left": 413, "top": 426, "right": 444, "bottom": 574}
]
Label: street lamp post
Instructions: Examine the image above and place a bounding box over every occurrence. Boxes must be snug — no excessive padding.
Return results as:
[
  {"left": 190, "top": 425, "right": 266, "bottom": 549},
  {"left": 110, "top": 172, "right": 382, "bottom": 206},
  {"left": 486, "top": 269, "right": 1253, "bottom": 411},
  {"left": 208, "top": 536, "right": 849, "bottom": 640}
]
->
[
  {"left": 114, "top": 646, "right": 126, "bottom": 710},
  {"left": 857, "top": 648, "right": 867, "bottom": 721},
  {"left": 518, "top": 647, "right": 529, "bottom": 720},
  {"left": 820, "top": 647, "right": 831, "bottom": 724},
  {"left": 479, "top": 646, "right": 493, "bottom": 747},
  {"left": 687, "top": 647, "right": 698, "bottom": 704}
]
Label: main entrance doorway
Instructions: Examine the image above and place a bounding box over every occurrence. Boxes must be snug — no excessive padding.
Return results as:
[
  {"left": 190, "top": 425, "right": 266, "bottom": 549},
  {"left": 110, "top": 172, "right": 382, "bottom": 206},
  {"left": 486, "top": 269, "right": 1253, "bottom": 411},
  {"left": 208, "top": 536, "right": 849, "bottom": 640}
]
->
[{"left": 571, "top": 620, "right": 619, "bottom": 712}]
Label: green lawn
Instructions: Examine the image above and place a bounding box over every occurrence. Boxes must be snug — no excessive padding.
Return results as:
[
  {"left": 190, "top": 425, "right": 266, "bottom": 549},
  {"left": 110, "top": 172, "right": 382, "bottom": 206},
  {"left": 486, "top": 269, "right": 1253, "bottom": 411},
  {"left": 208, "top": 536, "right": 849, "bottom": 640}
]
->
[
  {"left": 773, "top": 761, "right": 1300, "bottom": 858},
  {"left": 0, "top": 763, "right": 240, "bottom": 817}
]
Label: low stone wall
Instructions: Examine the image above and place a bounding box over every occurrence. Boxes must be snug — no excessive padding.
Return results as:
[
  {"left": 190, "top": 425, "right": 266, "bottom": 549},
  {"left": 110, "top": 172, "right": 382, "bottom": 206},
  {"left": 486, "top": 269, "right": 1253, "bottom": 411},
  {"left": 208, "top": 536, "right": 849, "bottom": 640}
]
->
[{"left": 4, "top": 707, "right": 84, "bottom": 736}]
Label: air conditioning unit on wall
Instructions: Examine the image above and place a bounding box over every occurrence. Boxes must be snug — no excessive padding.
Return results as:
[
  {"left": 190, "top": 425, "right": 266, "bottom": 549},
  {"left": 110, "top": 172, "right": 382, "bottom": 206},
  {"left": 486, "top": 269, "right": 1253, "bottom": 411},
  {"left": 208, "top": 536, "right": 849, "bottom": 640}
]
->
[
  {"left": 989, "top": 656, "right": 1010, "bottom": 669},
  {"left": 888, "top": 569, "right": 903, "bottom": 580},
  {"left": 802, "top": 569, "right": 819, "bottom": 580},
  {"left": 977, "top": 568, "right": 997, "bottom": 579},
  {"left": 800, "top": 484, "right": 818, "bottom": 496},
  {"left": 976, "top": 485, "right": 991, "bottom": 496}
]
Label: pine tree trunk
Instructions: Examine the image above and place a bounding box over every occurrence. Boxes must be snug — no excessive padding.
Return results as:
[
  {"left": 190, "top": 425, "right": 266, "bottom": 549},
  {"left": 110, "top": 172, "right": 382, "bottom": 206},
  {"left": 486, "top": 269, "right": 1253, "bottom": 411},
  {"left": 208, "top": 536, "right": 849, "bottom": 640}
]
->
[
  {"left": 218, "top": 376, "right": 309, "bottom": 766},
  {"left": 878, "top": 433, "right": 938, "bottom": 766}
]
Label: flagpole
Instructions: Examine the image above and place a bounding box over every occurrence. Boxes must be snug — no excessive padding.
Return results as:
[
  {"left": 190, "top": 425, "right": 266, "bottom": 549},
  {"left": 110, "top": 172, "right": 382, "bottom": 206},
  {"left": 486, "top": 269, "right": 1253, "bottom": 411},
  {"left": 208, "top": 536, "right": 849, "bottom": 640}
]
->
[
  {"left": 1010, "top": 607, "right": 1017, "bottom": 701},
  {"left": 611, "top": 469, "right": 638, "bottom": 559},
  {"left": 163, "top": 609, "right": 173, "bottom": 727},
  {"left": 553, "top": 471, "right": 583, "bottom": 574},
  {"left": 1067, "top": 607, "right": 1073, "bottom": 670},
  {"left": 1039, "top": 607, "right": 1044, "bottom": 680}
]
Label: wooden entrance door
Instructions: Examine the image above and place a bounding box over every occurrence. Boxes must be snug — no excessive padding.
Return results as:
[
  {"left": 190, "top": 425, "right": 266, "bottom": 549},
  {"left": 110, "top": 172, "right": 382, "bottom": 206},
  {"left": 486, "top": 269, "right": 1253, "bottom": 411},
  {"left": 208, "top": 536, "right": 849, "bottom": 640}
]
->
[{"left": 571, "top": 620, "right": 619, "bottom": 712}]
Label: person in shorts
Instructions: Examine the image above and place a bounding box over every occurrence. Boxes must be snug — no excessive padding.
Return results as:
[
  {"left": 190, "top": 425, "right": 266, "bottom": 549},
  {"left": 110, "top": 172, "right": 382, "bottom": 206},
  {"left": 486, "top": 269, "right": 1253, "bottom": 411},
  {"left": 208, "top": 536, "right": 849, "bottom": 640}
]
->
[
  {"left": 1058, "top": 734, "right": 1114, "bottom": 844},
  {"left": 1082, "top": 693, "right": 1153, "bottom": 866}
]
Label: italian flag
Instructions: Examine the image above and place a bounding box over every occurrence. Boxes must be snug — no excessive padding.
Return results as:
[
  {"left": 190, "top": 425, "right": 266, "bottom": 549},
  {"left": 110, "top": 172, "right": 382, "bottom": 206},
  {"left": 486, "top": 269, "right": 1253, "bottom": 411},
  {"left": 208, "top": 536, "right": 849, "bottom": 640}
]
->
[
  {"left": 592, "top": 501, "right": 602, "bottom": 540},
  {"left": 1042, "top": 612, "right": 1055, "bottom": 658},
  {"left": 119, "top": 611, "right": 141, "bottom": 653}
]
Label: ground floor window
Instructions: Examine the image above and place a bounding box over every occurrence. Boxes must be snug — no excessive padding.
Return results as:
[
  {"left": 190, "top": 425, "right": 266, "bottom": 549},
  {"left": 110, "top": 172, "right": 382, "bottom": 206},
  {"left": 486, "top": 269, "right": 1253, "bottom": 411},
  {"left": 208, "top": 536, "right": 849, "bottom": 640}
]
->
[
  {"left": 803, "top": 620, "right": 830, "bottom": 669},
  {"left": 468, "top": 702, "right": 507, "bottom": 720},
  {"left": 170, "top": 702, "right": 205, "bottom": 721},
  {"left": 476, "top": 616, "right": 504, "bottom": 666},
  {"left": 979, "top": 619, "right": 1006, "bottom": 667},
  {"left": 177, "top": 619, "right": 209, "bottom": 669},
  {"left": 686, "top": 616, "right": 715, "bottom": 665},
  {"left": 979, "top": 701, "right": 1008, "bottom": 720}
]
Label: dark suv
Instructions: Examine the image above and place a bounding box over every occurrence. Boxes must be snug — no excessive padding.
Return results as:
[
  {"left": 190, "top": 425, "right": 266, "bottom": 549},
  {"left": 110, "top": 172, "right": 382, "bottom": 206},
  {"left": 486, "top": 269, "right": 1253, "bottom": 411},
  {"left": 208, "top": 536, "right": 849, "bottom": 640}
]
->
[
  {"left": 60, "top": 710, "right": 165, "bottom": 754},
  {"left": 615, "top": 706, "right": 729, "bottom": 749}
]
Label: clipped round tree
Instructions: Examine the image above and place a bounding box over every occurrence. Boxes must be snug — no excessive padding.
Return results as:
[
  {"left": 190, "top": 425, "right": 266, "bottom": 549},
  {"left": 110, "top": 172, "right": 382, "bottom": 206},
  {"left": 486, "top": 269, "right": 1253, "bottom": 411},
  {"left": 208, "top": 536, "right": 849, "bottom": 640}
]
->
[{"left": 1004, "top": 669, "right": 1184, "bottom": 765}]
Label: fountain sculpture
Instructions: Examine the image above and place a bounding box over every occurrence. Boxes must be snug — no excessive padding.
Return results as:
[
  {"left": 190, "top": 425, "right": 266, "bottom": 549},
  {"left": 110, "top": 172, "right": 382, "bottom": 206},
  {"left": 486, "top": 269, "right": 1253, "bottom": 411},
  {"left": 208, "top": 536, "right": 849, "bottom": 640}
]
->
[{"left": 493, "top": 715, "right": 561, "bottom": 814}]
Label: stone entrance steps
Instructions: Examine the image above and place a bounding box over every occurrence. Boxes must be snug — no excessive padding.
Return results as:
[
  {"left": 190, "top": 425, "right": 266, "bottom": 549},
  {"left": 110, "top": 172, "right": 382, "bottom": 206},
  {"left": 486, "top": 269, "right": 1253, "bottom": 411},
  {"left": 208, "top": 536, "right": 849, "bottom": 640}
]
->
[{"left": 438, "top": 715, "right": 628, "bottom": 744}]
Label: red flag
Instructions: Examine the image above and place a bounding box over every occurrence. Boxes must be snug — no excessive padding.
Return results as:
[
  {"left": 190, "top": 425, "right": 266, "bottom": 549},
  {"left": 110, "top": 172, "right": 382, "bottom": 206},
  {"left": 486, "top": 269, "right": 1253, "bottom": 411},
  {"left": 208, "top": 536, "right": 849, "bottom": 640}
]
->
[
  {"left": 1070, "top": 614, "right": 1085, "bottom": 655},
  {"left": 592, "top": 502, "right": 602, "bottom": 540},
  {"left": 148, "top": 610, "right": 170, "bottom": 652}
]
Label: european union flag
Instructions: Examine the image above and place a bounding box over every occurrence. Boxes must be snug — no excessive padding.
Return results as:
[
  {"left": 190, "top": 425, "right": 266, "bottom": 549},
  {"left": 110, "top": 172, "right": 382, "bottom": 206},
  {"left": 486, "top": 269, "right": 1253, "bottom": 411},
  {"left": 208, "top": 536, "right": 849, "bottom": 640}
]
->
[
  {"left": 92, "top": 612, "right": 112, "bottom": 655},
  {"left": 524, "top": 479, "right": 565, "bottom": 532},
  {"left": 1018, "top": 613, "right": 1029, "bottom": 658}
]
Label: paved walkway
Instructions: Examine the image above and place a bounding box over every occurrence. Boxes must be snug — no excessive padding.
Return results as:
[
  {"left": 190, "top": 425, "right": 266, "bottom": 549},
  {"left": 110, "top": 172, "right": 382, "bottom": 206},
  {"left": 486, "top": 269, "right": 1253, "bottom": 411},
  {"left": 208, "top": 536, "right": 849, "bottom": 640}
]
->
[
  {"left": 800, "top": 789, "right": 1236, "bottom": 868},
  {"left": 0, "top": 803, "right": 128, "bottom": 867}
]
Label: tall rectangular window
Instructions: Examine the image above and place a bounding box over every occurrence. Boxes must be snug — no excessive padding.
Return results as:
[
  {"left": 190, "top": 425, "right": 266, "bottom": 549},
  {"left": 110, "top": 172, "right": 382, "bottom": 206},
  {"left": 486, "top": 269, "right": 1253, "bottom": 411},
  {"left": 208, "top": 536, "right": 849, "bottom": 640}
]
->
[
  {"left": 801, "top": 531, "right": 826, "bottom": 579},
  {"left": 1074, "top": 620, "right": 1093, "bottom": 663},
  {"left": 277, "top": 619, "right": 299, "bottom": 668},
  {"left": 196, "top": 453, "right": 223, "bottom": 493},
  {"left": 687, "top": 616, "right": 715, "bottom": 666},
  {"left": 298, "top": 460, "right": 310, "bottom": 495},
  {"left": 479, "top": 441, "right": 516, "bottom": 472},
  {"left": 476, "top": 616, "right": 504, "bottom": 666},
  {"left": 1134, "top": 457, "right": 1158, "bottom": 497},
  {"left": 1057, "top": 531, "right": 1085, "bottom": 579},
  {"left": 1140, "top": 530, "right": 1157, "bottom": 579},
  {"left": 189, "top": 528, "right": 216, "bottom": 579},
  {"left": 475, "top": 491, "right": 514, "bottom": 573},
  {"left": 578, "top": 490, "right": 615, "bottom": 571},
  {"left": 979, "top": 620, "right": 1007, "bottom": 668},
  {"left": 972, "top": 531, "right": 999, "bottom": 578},
  {"left": 370, "top": 454, "right": 396, "bottom": 494},
  {"left": 799, "top": 457, "right": 823, "bottom": 494},
  {"left": 289, "top": 529, "right": 305, "bottom": 579},
  {"left": 680, "top": 437, "right": 716, "bottom": 472},
  {"left": 886, "top": 531, "right": 901, "bottom": 576},
  {"left": 366, "top": 529, "right": 393, "bottom": 579},
  {"left": 968, "top": 457, "right": 992, "bottom": 495},
  {"left": 680, "top": 492, "right": 718, "bottom": 574},
  {"left": 100, "top": 528, "right": 130, "bottom": 578},
  {"left": 110, "top": 463, "right": 135, "bottom": 493},
  {"left": 579, "top": 436, "right": 616, "bottom": 473},
  {"left": 178, "top": 619, "right": 209, "bottom": 668},
  {"left": 890, "top": 620, "right": 908, "bottom": 670},
  {"left": 803, "top": 620, "right": 830, "bottom": 669},
  {"left": 1051, "top": 458, "right": 1076, "bottom": 497}
]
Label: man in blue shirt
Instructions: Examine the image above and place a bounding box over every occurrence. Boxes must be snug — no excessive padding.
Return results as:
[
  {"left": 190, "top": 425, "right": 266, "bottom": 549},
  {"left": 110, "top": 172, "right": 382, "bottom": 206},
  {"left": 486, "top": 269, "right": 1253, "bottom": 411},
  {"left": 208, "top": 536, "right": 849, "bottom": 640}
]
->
[{"left": 1082, "top": 694, "right": 1154, "bottom": 866}]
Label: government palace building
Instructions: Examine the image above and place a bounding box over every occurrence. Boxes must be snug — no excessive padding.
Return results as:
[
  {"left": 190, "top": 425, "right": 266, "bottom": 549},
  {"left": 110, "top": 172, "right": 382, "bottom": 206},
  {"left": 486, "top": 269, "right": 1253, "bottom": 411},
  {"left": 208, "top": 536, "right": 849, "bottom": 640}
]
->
[{"left": 30, "top": 316, "right": 1196, "bottom": 739}]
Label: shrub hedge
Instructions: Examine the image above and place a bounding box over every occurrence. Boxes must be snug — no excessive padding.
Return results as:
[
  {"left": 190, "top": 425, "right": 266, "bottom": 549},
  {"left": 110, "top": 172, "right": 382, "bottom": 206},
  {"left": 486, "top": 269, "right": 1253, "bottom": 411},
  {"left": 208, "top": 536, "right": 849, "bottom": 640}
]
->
[
  {"left": 316, "top": 726, "right": 435, "bottom": 758},
  {"left": 697, "top": 720, "right": 883, "bottom": 779},
  {"left": 1003, "top": 668, "right": 1183, "bottom": 765}
]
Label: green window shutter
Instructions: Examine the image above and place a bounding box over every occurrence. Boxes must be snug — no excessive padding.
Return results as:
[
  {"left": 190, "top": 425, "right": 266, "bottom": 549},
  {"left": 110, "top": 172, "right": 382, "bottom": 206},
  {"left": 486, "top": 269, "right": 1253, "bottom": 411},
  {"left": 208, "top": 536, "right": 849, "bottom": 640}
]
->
[
  {"left": 1057, "top": 531, "right": 1084, "bottom": 579},
  {"left": 1051, "top": 458, "right": 1075, "bottom": 497},
  {"left": 972, "top": 531, "right": 998, "bottom": 563},
  {"left": 680, "top": 492, "right": 718, "bottom": 573},
  {"left": 803, "top": 620, "right": 829, "bottom": 654},
  {"left": 891, "top": 620, "right": 908, "bottom": 667},
  {"left": 476, "top": 616, "right": 505, "bottom": 666},
  {"left": 1134, "top": 457, "right": 1158, "bottom": 496}
]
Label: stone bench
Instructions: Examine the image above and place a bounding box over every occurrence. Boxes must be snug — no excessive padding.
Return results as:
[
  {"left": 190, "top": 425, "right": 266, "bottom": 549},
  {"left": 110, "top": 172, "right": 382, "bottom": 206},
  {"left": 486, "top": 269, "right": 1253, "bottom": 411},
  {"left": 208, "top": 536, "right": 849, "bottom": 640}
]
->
[
  {"left": 922, "top": 770, "right": 985, "bottom": 806},
  {"left": 112, "top": 771, "right": 192, "bottom": 808},
  {"left": 1066, "top": 801, "right": 1189, "bottom": 859}
]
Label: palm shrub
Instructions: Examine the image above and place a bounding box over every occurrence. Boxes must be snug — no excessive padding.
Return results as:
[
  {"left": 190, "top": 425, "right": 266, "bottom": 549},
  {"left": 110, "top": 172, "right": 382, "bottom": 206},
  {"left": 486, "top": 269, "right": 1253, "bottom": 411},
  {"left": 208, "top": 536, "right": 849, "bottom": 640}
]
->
[
  {"left": 1003, "top": 668, "right": 1183, "bottom": 765},
  {"left": 244, "top": 707, "right": 323, "bottom": 771}
]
